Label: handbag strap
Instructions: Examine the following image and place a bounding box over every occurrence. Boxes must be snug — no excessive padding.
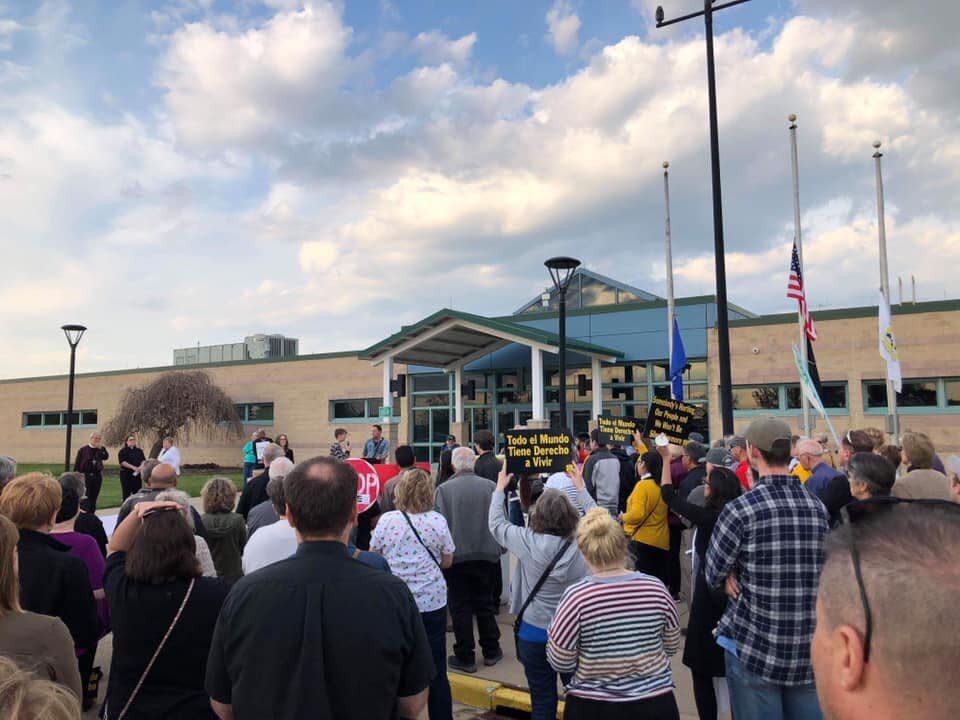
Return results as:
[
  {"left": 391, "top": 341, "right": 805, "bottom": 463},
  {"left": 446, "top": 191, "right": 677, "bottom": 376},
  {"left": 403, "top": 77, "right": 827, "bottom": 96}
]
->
[
  {"left": 628, "top": 482, "right": 660, "bottom": 539},
  {"left": 116, "top": 578, "right": 196, "bottom": 720},
  {"left": 516, "top": 539, "right": 572, "bottom": 627},
  {"left": 401, "top": 511, "right": 441, "bottom": 568}
]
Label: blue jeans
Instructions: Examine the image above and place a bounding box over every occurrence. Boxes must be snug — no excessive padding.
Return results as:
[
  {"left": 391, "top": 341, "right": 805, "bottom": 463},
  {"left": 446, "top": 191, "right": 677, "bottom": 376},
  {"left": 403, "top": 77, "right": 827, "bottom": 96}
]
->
[
  {"left": 725, "top": 650, "right": 822, "bottom": 720},
  {"left": 517, "top": 639, "right": 570, "bottom": 720},
  {"left": 421, "top": 607, "right": 453, "bottom": 720}
]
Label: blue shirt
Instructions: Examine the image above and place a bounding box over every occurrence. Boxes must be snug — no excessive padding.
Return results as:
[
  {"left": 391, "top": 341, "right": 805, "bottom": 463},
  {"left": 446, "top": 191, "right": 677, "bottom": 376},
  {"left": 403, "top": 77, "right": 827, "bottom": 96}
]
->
[
  {"left": 804, "top": 462, "right": 844, "bottom": 498},
  {"left": 705, "top": 474, "right": 829, "bottom": 686},
  {"left": 347, "top": 544, "right": 391, "bottom": 574},
  {"left": 363, "top": 437, "right": 390, "bottom": 460}
]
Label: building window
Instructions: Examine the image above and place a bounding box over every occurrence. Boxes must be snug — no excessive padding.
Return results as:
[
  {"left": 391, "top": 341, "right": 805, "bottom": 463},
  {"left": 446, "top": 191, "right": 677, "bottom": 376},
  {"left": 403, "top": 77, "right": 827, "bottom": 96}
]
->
[
  {"left": 22, "top": 409, "right": 98, "bottom": 428},
  {"left": 235, "top": 402, "right": 275, "bottom": 424},
  {"left": 329, "top": 398, "right": 399, "bottom": 421},
  {"left": 732, "top": 386, "right": 780, "bottom": 411},
  {"left": 863, "top": 379, "right": 959, "bottom": 412},
  {"left": 786, "top": 383, "right": 847, "bottom": 410}
]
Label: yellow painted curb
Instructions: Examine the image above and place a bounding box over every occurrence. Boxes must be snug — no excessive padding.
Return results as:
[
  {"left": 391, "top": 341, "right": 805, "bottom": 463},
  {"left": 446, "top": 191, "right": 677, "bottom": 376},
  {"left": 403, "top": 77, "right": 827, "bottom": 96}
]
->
[{"left": 448, "top": 671, "right": 565, "bottom": 718}]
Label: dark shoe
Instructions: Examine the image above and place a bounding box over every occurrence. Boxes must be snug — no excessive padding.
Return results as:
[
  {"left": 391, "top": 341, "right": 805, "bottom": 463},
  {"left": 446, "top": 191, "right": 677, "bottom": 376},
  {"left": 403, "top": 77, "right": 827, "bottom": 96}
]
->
[
  {"left": 483, "top": 651, "right": 504, "bottom": 667},
  {"left": 448, "top": 655, "right": 477, "bottom": 674}
]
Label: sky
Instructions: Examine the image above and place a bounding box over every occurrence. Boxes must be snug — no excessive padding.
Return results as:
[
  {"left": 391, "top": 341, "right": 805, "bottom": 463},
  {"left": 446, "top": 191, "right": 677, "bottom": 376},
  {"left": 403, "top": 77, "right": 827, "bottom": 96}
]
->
[{"left": 1, "top": 0, "right": 958, "bottom": 378}]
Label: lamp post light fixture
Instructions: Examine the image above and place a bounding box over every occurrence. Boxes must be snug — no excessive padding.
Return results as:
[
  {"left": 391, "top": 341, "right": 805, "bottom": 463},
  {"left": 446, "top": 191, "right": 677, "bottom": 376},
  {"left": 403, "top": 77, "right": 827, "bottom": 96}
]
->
[
  {"left": 61, "top": 324, "right": 87, "bottom": 472},
  {"left": 655, "top": 0, "right": 751, "bottom": 436},
  {"left": 545, "top": 257, "right": 581, "bottom": 431}
]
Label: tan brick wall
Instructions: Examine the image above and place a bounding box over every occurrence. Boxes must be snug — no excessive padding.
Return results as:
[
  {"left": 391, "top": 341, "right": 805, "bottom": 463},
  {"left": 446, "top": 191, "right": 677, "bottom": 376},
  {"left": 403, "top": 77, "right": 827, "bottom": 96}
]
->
[
  {"left": 707, "top": 309, "right": 960, "bottom": 455},
  {"left": 0, "top": 355, "right": 405, "bottom": 467}
]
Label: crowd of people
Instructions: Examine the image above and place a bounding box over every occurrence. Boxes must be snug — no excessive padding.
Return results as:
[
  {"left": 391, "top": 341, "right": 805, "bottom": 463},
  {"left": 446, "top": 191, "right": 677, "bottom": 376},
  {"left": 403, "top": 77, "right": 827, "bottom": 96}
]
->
[{"left": 0, "top": 416, "right": 959, "bottom": 720}]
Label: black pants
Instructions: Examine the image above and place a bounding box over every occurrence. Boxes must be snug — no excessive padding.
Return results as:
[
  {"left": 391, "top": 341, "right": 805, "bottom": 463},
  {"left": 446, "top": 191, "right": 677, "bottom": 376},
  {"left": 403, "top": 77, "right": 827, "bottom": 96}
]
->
[
  {"left": 564, "top": 691, "right": 680, "bottom": 720},
  {"left": 85, "top": 473, "right": 103, "bottom": 513},
  {"left": 692, "top": 671, "right": 719, "bottom": 720},
  {"left": 445, "top": 561, "right": 502, "bottom": 662},
  {"left": 632, "top": 542, "right": 669, "bottom": 586},
  {"left": 667, "top": 523, "right": 683, "bottom": 595},
  {"left": 119, "top": 472, "right": 140, "bottom": 502}
]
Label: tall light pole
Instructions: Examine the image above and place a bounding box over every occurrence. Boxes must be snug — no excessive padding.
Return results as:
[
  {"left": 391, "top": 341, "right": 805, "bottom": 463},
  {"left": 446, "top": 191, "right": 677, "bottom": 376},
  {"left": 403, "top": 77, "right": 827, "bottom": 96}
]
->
[
  {"left": 663, "top": 161, "right": 676, "bottom": 398},
  {"left": 545, "top": 257, "right": 581, "bottom": 431},
  {"left": 62, "top": 324, "right": 87, "bottom": 472},
  {"left": 873, "top": 142, "right": 900, "bottom": 446},
  {"left": 656, "top": 0, "right": 751, "bottom": 435}
]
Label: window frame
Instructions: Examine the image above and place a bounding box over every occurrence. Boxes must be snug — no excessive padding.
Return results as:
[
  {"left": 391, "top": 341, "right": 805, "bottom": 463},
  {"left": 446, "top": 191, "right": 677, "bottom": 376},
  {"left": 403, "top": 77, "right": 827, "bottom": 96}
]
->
[
  {"left": 862, "top": 378, "right": 960, "bottom": 415},
  {"left": 327, "top": 398, "right": 399, "bottom": 423},
  {"left": 21, "top": 409, "right": 98, "bottom": 429},
  {"left": 731, "top": 382, "right": 850, "bottom": 417},
  {"left": 234, "top": 402, "right": 276, "bottom": 425}
]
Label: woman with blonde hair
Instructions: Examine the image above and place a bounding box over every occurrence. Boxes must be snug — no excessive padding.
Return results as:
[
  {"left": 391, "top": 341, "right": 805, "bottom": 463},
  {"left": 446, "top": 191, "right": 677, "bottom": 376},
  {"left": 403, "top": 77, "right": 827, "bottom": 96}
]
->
[
  {"left": 200, "top": 477, "right": 247, "bottom": 581},
  {"left": 0, "top": 515, "right": 81, "bottom": 700},
  {"left": 0, "top": 655, "right": 81, "bottom": 720},
  {"left": 548, "top": 507, "right": 681, "bottom": 720},
  {"left": 371, "top": 468, "right": 455, "bottom": 720}
]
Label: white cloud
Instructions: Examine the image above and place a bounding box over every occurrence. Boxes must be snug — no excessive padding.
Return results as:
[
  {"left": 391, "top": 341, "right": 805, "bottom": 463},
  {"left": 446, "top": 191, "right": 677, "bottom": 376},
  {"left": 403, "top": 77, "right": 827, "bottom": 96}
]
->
[
  {"left": 0, "top": 19, "right": 21, "bottom": 50},
  {"left": 410, "top": 30, "right": 477, "bottom": 67},
  {"left": 545, "top": 0, "right": 580, "bottom": 55}
]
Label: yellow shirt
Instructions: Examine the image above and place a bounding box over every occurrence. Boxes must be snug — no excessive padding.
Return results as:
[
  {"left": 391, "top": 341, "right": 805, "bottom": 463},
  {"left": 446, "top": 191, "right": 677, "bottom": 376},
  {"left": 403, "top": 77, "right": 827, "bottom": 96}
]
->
[
  {"left": 621, "top": 478, "right": 669, "bottom": 551},
  {"left": 791, "top": 463, "right": 811, "bottom": 485}
]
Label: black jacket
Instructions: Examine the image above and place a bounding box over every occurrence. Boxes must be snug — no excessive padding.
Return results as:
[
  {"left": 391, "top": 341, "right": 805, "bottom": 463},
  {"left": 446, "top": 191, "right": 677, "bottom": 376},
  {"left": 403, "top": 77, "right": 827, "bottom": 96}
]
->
[
  {"left": 237, "top": 471, "right": 270, "bottom": 519},
  {"left": 679, "top": 464, "right": 707, "bottom": 500},
  {"left": 17, "top": 529, "right": 100, "bottom": 649},
  {"left": 474, "top": 451, "right": 502, "bottom": 483}
]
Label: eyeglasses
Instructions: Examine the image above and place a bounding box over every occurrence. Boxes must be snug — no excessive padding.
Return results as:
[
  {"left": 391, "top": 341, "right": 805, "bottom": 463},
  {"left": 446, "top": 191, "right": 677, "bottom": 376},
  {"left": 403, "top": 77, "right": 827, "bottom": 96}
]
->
[{"left": 839, "top": 497, "right": 960, "bottom": 662}]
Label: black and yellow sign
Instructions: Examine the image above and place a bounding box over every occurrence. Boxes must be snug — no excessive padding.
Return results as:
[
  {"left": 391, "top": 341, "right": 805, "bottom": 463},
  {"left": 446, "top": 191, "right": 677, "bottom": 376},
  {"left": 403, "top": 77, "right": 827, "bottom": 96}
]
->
[
  {"left": 596, "top": 414, "right": 640, "bottom": 444},
  {"left": 641, "top": 397, "right": 697, "bottom": 446},
  {"left": 504, "top": 429, "right": 573, "bottom": 475}
]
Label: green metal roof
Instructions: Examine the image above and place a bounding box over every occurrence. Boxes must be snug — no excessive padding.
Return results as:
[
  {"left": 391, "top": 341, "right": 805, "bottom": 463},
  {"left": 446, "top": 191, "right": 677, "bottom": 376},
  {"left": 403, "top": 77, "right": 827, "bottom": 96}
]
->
[{"left": 361, "top": 308, "right": 624, "bottom": 367}]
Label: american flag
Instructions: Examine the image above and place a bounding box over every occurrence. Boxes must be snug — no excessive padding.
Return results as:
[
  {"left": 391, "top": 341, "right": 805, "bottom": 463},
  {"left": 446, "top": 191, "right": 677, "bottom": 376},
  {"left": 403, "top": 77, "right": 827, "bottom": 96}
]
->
[{"left": 787, "top": 241, "right": 817, "bottom": 341}]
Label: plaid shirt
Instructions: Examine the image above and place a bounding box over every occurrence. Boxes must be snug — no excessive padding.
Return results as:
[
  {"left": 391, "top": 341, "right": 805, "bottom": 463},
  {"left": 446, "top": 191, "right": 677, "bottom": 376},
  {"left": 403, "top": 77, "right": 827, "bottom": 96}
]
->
[{"left": 705, "top": 474, "right": 829, "bottom": 686}]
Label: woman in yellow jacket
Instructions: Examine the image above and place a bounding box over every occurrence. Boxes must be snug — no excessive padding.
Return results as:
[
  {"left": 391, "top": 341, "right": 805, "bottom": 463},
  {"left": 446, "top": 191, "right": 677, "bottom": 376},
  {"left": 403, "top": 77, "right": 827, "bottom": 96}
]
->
[{"left": 619, "top": 450, "right": 670, "bottom": 585}]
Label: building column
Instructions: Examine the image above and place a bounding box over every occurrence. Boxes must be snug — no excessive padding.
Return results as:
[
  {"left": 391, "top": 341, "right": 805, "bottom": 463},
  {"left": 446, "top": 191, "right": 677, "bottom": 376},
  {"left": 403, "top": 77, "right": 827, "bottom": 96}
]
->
[
  {"left": 531, "top": 347, "right": 545, "bottom": 421},
  {"left": 454, "top": 365, "right": 464, "bottom": 424},
  {"left": 592, "top": 357, "right": 603, "bottom": 419},
  {"left": 382, "top": 357, "right": 394, "bottom": 424}
]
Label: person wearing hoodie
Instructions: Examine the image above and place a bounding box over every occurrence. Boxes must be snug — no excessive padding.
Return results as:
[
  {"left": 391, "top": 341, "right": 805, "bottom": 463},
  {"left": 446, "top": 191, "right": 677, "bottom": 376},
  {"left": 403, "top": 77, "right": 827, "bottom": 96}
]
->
[
  {"left": 489, "top": 462, "right": 592, "bottom": 720},
  {"left": 582, "top": 430, "right": 620, "bottom": 517}
]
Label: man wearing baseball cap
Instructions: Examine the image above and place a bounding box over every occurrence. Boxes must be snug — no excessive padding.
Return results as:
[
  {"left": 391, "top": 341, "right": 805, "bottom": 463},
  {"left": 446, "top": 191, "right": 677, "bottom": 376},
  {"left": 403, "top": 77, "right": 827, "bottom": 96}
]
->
[
  {"left": 796, "top": 438, "right": 843, "bottom": 499},
  {"left": 705, "top": 417, "right": 829, "bottom": 720},
  {"left": 726, "top": 436, "right": 751, "bottom": 490}
]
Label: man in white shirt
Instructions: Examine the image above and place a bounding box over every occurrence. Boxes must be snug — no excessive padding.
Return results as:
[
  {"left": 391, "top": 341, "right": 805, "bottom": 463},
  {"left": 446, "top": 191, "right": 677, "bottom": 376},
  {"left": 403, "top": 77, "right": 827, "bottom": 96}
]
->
[
  {"left": 243, "top": 475, "right": 296, "bottom": 574},
  {"left": 157, "top": 436, "right": 181, "bottom": 476}
]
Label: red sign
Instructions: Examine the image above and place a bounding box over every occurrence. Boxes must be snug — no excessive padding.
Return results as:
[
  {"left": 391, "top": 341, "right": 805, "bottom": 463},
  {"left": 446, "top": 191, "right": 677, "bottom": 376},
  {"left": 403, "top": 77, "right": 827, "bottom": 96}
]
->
[
  {"left": 345, "top": 458, "right": 381, "bottom": 514},
  {"left": 373, "top": 462, "right": 431, "bottom": 484}
]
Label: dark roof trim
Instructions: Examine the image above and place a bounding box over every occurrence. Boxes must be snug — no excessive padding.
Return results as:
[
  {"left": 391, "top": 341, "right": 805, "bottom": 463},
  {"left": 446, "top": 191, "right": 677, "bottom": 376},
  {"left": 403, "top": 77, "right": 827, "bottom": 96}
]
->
[
  {"left": 729, "top": 298, "right": 960, "bottom": 328},
  {"left": 498, "top": 294, "right": 757, "bottom": 322},
  {"left": 0, "top": 350, "right": 361, "bottom": 386}
]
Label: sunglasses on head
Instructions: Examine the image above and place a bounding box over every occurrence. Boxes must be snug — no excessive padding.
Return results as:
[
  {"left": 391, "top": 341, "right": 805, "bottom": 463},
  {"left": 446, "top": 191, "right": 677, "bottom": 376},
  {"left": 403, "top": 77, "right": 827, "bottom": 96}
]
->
[{"left": 839, "top": 497, "right": 960, "bottom": 662}]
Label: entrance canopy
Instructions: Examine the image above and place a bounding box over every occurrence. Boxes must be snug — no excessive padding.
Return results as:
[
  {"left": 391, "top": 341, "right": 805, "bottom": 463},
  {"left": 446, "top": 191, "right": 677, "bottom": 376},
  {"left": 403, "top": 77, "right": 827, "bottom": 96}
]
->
[
  {"left": 361, "top": 308, "right": 622, "bottom": 368},
  {"left": 361, "top": 309, "right": 623, "bottom": 426}
]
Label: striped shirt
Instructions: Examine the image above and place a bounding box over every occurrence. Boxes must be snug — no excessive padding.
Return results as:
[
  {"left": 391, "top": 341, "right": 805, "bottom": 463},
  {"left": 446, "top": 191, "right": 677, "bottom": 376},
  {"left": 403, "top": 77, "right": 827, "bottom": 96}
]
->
[{"left": 547, "top": 572, "right": 680, "bottom": 702}]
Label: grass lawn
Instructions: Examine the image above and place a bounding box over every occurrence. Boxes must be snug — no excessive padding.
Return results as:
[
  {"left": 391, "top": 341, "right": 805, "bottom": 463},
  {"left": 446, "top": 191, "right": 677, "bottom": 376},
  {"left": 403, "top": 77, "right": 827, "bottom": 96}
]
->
[{"left": 15, "top": 464, "right": 244, "bottom": 512}]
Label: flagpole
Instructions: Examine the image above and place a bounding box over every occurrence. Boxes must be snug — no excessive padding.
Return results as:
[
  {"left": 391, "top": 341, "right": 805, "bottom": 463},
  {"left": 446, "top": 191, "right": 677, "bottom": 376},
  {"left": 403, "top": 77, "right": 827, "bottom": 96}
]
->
[
  {"left": 663, "top": 161, "right": 676, "bottom": 400},
  {"left": 873, "top": 140, "right": 900, "bottom": 446},
  {"left": 789, "top": 115, "right": 812, "bottom": 438}
]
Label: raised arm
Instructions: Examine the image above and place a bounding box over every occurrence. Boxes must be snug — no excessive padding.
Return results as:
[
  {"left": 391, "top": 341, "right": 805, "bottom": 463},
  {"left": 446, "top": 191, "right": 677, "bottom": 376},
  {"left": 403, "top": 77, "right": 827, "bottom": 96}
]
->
[
  {"left": 108, "top": 501, "right": 181, "bottom": 554},
  {"left": 489, "top": 463, "right": 534, "bottom": 556}
]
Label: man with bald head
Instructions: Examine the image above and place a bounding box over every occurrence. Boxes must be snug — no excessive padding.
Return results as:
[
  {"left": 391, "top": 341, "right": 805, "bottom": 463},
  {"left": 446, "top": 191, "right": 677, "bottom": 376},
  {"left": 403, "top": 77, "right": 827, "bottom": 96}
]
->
[
  {"left": 115, "top": 461, "right": 208, "bottom": 540},
  {"left": 812, "top": 504, "right": 960, "bottom": 720},
  {"left": 798, "top": 438, "right": 844, "bottom": 499}
]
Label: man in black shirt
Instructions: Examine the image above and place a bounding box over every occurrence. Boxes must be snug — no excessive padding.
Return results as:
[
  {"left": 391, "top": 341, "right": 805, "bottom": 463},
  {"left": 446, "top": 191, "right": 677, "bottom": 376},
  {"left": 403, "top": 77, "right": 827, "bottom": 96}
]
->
[
  {"left": 237, "top": 442, "right": 285, "bottom": 518},
  {"left": 206, "top": 457, "right": 433, "bottom": 720}
]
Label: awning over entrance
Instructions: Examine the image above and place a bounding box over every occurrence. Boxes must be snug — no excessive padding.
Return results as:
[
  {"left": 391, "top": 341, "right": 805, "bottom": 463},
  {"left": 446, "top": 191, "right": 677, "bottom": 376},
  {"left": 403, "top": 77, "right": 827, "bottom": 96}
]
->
[{"left": 360, "top": 309, "right": 623, "bottom": 427}]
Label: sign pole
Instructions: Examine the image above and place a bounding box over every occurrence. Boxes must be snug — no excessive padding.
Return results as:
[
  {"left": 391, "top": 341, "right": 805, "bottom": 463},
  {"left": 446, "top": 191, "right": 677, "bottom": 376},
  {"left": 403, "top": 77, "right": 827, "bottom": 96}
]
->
[{"left": 663, "top": 161, "right": 676, "bottom": 400}]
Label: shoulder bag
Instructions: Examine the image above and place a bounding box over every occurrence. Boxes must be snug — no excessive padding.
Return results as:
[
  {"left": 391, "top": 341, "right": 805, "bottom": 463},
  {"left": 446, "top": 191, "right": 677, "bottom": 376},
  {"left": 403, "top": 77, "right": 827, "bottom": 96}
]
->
[
  {"left": 108, "top": 578, "right": 196, "bottom": 720},
  {"left": 513, "top": 539, "right": 572, "bottom": 655},
  {"left": 401, "top": 511, "right": 442, "bottom": 568}
]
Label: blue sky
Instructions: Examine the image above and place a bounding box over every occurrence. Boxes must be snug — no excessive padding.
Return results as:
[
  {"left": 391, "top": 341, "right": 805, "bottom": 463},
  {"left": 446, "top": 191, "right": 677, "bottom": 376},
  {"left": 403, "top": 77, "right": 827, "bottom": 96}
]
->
[{"left": 1, "top": 0, "right": 958, "bottom": 377}]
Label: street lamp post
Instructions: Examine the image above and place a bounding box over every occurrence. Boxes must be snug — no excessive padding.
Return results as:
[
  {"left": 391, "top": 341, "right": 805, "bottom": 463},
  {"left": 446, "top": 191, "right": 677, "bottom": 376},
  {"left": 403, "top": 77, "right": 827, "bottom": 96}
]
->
[
  {"left": 545, "top": 257, "right": 581, "bottom": 432},
  {"left": 655, "top": 0, "right": 751, "bottom": 436},
  {"left": 61, "top": 325, "right": 87, "bottom": 472}
]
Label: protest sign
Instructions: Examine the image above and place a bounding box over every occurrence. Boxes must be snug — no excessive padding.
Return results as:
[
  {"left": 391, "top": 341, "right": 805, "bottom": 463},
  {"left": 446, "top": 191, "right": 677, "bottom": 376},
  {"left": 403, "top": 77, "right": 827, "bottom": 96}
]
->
[
  {"left": 373, "top": 462, "right": 431, "bottom": 484},
  {"left": 597, "top": 414, "right": 640, "bottom": 444},
  {"left": 345, "top": 457, "right": 381, "bottom": 513},
  {"left": 641, "top": 397, "right": 698, "bottom": 445},
  {"left": 504, "top": 429, "right": 573, "bottom": 475}
]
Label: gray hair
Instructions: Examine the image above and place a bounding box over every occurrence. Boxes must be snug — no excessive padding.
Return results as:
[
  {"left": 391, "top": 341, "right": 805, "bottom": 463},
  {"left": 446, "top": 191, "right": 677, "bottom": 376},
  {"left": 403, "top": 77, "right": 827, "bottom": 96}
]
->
[
  {"left": 451, "top": 446, "right": 476, "bottom": 473},
  {"left": 269, "top": 457, "right": 295, "bottom": 479},
  {"left": 0, "top": 456, "right": 16, "bottom": 490},
  {"left": 266, "top": 475, "right": 286, "bottom": 515},
  {"left": 262, "top": 443, "right": 284, "bottom": 465},
  {"left": 57, "top": 472, "right": 86, "bottom": 500},
  {"left": 155, "top": 489, "right": 195, "bottom": 530}
]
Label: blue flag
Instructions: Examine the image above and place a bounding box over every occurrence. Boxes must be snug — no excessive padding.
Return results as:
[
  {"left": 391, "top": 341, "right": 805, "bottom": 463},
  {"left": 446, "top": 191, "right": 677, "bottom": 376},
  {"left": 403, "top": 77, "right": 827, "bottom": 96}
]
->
[{"left": 670, "top": 316, "right": 687, "bottom": 401}]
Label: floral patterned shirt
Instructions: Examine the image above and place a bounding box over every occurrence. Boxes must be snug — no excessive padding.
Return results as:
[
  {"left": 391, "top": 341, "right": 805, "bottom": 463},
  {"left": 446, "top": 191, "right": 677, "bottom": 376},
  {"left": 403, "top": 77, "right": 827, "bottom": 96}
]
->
[{"left": 370, "top": 510, "right": 455, "bottom": 613}]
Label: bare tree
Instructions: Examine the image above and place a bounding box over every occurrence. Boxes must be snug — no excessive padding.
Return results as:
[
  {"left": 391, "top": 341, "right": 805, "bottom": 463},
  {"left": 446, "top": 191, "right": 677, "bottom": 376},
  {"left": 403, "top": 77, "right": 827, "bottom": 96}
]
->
[{"left": 103, "top": 371, "right": 243, "bottom": 458}]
